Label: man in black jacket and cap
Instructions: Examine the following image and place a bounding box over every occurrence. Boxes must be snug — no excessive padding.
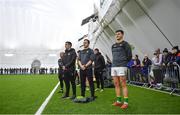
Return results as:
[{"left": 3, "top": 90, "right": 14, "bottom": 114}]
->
[
  {"left": 62, "top": 41, "right": 77, "bottom": 99},
  {"left": 94, "top": 48, "right": 106, "bottom": 92},
  {"left": 162, "top": 48, "right": 171, "bottom": 66}
]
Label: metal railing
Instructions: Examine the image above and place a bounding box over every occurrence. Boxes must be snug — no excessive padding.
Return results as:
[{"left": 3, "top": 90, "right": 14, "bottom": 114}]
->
[{"left": 127, "top": 63, "right": 180, "bottom": 95}]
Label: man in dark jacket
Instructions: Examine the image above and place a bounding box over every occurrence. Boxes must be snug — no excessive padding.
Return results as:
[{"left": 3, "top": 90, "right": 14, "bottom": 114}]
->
[
  {"left": 58, "top": 52, "right": 65, "bottom": 93},
  {"left": 162, "top": 48, "right": 171, "bottom": 66},
  {"left": 94, "top": 48, "right": 106, "bottom": 92},
  {"left": 62, "top": 41, "right": 77, "bottom": 99}
]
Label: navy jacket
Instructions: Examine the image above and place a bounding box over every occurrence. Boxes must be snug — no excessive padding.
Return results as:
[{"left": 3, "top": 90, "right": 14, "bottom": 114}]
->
[
  {"left": 112, "top": 41, "right": 132, "bottom": 67},
  {"left": 94, "top": 52, "right": 106, "bottom": 71}
]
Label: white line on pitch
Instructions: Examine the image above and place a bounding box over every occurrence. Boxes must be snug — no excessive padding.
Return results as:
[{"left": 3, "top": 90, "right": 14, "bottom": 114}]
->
[{"left": 35, "top": 82, "right": 59, "bottom": 115}]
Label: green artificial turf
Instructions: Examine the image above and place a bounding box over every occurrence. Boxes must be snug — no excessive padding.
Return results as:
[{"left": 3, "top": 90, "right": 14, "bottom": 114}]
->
[
  {"left": 43, "top": 85, "right": 180, "bottom": 114},
  {"left": 0, "top": 75, "right": 180, "bottom": 114},
  {"left": 0, "top": 74, "right": 58, "bottom": 114}
]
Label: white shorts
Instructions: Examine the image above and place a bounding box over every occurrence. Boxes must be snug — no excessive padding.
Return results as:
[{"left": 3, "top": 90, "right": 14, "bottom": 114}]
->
[{"left": 111, "top": 67, "right": 127, "bottom": 77}]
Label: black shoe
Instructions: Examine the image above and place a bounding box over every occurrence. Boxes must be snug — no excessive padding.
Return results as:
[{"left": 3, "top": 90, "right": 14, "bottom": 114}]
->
[
  {"left": 70, "top": 95, "right": 76, "bottom": 100},
  {"left": 61, "top": 95, "right": 69, "bottom": 99}
]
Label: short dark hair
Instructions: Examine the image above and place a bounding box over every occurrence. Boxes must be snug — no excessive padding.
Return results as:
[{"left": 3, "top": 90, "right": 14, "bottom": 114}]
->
[
  {"left": 84, "top": 39, "right": 90, "bottom": 44},
  {"left": 94, "top": 48, "right": 99, "bottom": 52},
  {"left": 115, "top": 30, "right": 124, "bottom": 35},
  {"left": 65, "top": 41, "right": 72, "bottom": 46}
]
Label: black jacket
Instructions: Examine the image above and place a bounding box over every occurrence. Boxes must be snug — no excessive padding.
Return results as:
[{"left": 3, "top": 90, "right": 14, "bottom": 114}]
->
[
  {"left": 162, "top": 53, "right": 171, "bottom": 65},
  {"left": 94, "top": 52, "right": 106, "bottom": 71},
  {"left": 62, "top": 48, "right": 77, "bottom": 71},
  {"left": 142, "top": 58, "right": 152, "bottom": 68}
]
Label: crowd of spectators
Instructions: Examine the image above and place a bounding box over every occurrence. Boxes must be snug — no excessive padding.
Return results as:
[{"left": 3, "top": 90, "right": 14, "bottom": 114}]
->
[{"left": 127, "top": 46, "right": 180, "bottom": 89}]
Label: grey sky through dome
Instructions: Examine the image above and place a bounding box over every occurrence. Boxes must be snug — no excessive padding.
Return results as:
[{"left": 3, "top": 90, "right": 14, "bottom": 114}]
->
[{"left": 0, "top": 0, "right": 97, "bottom": 67}]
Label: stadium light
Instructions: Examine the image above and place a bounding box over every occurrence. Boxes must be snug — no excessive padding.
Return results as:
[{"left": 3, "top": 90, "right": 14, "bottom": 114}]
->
[{"left": 4, "top": 53, "right": 14, "bottom": 57}]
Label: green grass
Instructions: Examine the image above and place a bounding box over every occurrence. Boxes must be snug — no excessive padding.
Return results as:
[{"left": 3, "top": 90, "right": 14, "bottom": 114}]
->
[
  {"left": 0, "top": 75, "right": 180, "bottom": 114},
  {"left": 43, "top": 85, "right": 180, "bottom": 114},
  {"left": 0, "top": 74, "right": 58, "bottom": 114}
]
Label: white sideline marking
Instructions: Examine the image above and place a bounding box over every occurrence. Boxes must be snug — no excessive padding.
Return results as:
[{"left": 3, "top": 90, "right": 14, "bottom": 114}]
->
[{"left": 35, "top": 82, "right": 59, "bottom": 115}]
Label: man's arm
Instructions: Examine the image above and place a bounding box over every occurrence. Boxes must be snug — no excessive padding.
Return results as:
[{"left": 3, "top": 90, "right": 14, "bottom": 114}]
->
[
  {"left": 77, "top": 51, "right": 86, "bottom": 70},
  {"left": 85, "top": 60, "right": 93, "bottom": 68},
  {"left": 85, "top": 49, "right": 94, "bottom": 68},
  {"left": 78, "top": 59, "right": 86, "bottom": 70},
  {"left": 101, "top": 55, "right": 106, "bottom": 69}
]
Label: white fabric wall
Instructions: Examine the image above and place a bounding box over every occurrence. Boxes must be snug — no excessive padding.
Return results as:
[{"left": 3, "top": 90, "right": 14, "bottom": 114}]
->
[{"left": 91, "top": 0, "right": 180, "bottom": 61}]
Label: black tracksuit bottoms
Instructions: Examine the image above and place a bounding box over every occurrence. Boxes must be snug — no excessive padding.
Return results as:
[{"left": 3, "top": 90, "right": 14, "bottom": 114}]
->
[
  {"left": 94, "top": 70, "right": 104, "bottom": 89},
  {"left": 58, "top": 73, "right": 64, "bottom": 89},
  {"left": 80, "top": 69, "right": 94, "bottom": 97},
  {"left": 63, "top": 70, "right": 76, "bottom": 97}
]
